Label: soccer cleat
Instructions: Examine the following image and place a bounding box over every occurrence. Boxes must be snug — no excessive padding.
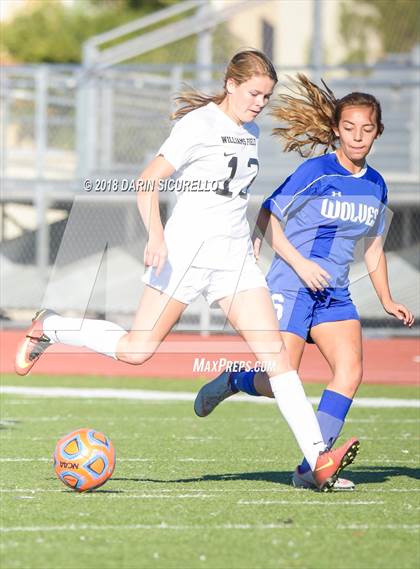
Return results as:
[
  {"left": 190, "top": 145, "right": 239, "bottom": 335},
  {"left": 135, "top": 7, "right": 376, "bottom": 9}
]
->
[
  {"left": 312, "top": 437, "right": 360, "bottom": 492},
  {"left": 292, "top": 467, "right": 355, "bottom": 491},
  {"left": 14, "top": 309, "right": 57, "bottom": 376},
  {"left": 194, "top": 371, "right": 236, "bottom": 417}
]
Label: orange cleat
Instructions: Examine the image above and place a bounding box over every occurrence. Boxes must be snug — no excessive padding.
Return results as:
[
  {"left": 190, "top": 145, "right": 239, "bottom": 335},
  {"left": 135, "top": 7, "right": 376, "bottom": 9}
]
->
[
  {"left": 292, "top": 467, "right": 355, "bottom": 491},
  {"left": 312, "top": 437, "right": 360, "bottom": 492},
  {"left": 14, "top": 309, "right": 56, "bottom": 376}
]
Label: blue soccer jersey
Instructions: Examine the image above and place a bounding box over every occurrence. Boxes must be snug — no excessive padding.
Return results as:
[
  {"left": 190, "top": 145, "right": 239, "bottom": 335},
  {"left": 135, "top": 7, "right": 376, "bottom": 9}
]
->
[{"left": 262, "top": 152, "right": 388, "bottom": 295}]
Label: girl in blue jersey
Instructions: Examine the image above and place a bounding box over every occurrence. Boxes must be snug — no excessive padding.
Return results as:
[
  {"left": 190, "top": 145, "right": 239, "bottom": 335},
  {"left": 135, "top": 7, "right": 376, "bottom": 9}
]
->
[{"left": 195, "top": 74, "right": 414, "bottom": 490}]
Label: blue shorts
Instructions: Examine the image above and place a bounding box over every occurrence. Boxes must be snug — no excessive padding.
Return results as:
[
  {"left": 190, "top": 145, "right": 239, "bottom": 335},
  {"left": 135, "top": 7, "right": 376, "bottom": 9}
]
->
[{"left": 270, "top": 288, "right": 360, "bottom": 343}]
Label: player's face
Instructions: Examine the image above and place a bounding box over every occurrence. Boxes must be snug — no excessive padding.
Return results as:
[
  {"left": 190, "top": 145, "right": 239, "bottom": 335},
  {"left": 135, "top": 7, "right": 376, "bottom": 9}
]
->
[
  {"left": 334, "top": 105, "right": 379, "bottom": 170},
  {"left": 226, "top": 75, "right": 275, "bottom": 124}
]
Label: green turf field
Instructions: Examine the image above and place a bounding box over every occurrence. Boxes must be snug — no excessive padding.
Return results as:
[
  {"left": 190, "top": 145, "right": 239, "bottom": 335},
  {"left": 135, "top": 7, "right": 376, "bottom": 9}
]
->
[{"left": 1, "top": 374, "right": 419, "bottom": 569}]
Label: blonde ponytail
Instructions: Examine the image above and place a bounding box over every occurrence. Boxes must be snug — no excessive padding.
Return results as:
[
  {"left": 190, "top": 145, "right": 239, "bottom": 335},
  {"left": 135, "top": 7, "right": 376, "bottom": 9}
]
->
[
  {"left": 271, "top": 73, "right": 384, "bottom": 156},
  {"left": 171, "top": 89, "right": 226, "bottom": 120},
  {"left": 271, "top": 74, "right": 337, "bottom": 157}
]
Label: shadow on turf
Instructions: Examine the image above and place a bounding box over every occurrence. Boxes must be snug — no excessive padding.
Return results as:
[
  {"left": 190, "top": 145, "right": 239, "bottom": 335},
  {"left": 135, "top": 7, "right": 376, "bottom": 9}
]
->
[
  {"left": 113, "top": 466, "right": 420, "bottom": 486},
  {"left": 113, "top": 471, "right": 291, "bottom": 485},
  {"left": 348, "top": 466, "right": 420, "bottom": 483}
]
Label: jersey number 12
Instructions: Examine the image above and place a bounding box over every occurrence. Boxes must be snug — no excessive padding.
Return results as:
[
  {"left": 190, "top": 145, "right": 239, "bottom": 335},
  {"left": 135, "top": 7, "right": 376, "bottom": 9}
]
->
[{"left": 215, "top": 156, "right": 259, "bottom": 198}]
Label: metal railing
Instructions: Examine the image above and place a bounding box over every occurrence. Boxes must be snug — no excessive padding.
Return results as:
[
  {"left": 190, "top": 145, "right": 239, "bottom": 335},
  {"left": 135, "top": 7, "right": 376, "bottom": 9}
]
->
[{"left": 2, "top": 57, "right": 420, "bottom": 183}]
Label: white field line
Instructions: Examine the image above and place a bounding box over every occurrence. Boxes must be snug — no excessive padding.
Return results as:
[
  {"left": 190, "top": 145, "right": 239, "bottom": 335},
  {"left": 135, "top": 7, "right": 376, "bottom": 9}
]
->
[
  {"left": 1, "top": 523, "right": 419, "bottom": 533},
  {"left": 1, "top": 488, "right": 420, "bottom": 494},
  {"left": 58, "top": 495, "right": 385, "bottom": 502},
  {"left": 0, "top": 495, "right": 391, "bottom": 503},
  {"left": 344, "top": 419, "right": 419, "bottom": 423},
  {"left": 1, "top": 458, "right": 419, "bottom": 465},
  {"left": 1, "top": 435, "right": 416, "bottom": 442},
  {"left": 238, "top": 500, "right": 384, "bottom": 505},
  {"left": 354, "top": 459, "right": 420, "bottom": 464},
  {"left": 1, "top": 386, "right": 419, "bottom": 409},
  {"left": 98, "top": 494, "right": 213, "bottom": 499},
  {"left": 2, "top": 417, "right": 419, "bottom": 425}
]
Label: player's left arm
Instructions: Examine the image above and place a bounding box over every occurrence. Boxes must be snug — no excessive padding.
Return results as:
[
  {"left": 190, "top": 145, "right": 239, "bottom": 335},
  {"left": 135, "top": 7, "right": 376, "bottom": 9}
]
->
[{"left": 364, "top": 236, "right": 415, "bottom": 327}]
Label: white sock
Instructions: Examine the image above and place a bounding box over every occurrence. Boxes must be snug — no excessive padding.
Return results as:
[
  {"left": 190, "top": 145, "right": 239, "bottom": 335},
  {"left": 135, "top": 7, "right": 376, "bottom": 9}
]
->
[
  {"left": 43, "top": 315, "right": 126, "bottom": 359},
  {"left": 269, "top": 371, "right": 325, "bottom": 470}
]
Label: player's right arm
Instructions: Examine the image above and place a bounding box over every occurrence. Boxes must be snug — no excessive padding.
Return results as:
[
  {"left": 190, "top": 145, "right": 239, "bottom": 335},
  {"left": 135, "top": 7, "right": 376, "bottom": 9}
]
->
[
  {"left": 254, "top": 207, "right": 330, "bottom": 292},
  {"left": 137, "top": 112, "right": 200, "bottom": 275},
  {"left": 136, "top": 155, "right": 175, "bottom": 276}
]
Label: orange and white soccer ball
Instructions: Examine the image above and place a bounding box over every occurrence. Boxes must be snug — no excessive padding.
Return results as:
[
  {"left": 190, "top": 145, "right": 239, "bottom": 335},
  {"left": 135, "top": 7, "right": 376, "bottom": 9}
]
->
[{"left": 53, "top": 428, "right": 116, "bottom": 492}]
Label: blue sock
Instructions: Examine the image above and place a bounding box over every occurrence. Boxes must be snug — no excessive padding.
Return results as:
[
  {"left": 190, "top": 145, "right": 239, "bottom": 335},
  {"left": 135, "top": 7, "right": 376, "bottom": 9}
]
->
[
  {"left": 299, "top": 389, "right": 353, "bottom": 474},
  {"left": 229, "top": 369, "right": 261, "bottom": 396}
]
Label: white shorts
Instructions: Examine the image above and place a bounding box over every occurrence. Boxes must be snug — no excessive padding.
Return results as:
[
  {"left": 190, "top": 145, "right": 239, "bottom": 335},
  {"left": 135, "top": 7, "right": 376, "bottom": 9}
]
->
[{"left": 142, "top": 254, "right": 268, "bottom": 307}]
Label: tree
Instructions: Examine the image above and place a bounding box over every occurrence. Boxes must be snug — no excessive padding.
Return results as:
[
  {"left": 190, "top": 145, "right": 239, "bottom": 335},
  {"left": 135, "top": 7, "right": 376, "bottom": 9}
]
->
[
  {"left": 1, "top": 0, "right": 236, "bottom": 66},
  {"left": 340, "top": 0, "right": 420, "bottom": 63},
  {"left": 89, "top": 0, "right": 178, "bottom": 8},
  {"left": 0, "top": 0, "right": 179, "bottom": 64}
]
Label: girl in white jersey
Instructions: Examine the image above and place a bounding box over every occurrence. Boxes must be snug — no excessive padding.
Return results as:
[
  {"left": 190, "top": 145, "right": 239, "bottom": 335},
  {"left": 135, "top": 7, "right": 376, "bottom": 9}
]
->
[
  {"left": 194, "top": 74, "right": 414, "bottom": 490},
  {"left": 15, "top": 52, "right": 359, "bottom": 491}
]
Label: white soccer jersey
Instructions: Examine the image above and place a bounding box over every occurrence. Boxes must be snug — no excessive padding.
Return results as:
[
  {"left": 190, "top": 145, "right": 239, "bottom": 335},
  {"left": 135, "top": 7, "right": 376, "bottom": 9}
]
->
[{"left": 157, "top": 102, "right": 260, "bottom": 269}]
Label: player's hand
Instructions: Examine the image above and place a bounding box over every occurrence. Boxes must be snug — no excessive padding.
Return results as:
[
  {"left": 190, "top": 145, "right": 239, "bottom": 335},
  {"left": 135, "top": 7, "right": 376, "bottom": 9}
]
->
[
  {"left": 253, "top": 236, "right": 262, "bottom": 260},
  {"left": 144, "top": 232, "right": 168, "bottom": 277},
  {"left": 382, "top": 300, "right": 415, "bottom": 327},
  {"left": 294, "top": 258, "right": 331, "bottom": 292}
]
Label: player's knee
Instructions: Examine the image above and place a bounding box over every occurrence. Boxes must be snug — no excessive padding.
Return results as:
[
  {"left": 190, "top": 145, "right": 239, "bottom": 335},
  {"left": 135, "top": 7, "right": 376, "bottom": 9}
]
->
[
  {"left": 121, "top": 351, "right": 154, "bottom": 365},
  {"left": 344, "top": 375, "right": 362, "bottom": 396},
  {"left": 331, "top": 363, "right": 362, "bottom": 393},
  {"left": 350, "top": 369, "right": 363, "bottom": 390},
  {"left": 119, "top": 344, "right": 156, "bottom": 365},
  {"left": 351, "top": 365, "right": 363, "bottom": 389},
  {"left": 349, "top": 361, "right": 363, "bottom": 385}
]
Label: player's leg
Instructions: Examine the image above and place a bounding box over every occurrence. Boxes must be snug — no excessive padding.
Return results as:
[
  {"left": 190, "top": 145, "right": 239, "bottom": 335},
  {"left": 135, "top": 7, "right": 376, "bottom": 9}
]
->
[
  {"left": 224, "top": 332, "right": 305, "bottom": 398},
  {"left": 218, "top": 286, "right": 359, "bottom": 490},
  {"left": 194, "top": 286, "right": 308, "bottom": 413},
  {"left": 308, "top": 296, "right": 362, "bottom": 454},
  {"left": 250, "top": 332, "right": 306, "bottom": 396},
  {"left": 232, "top": 288, "right": 310, "bottom": 397},
  {"left": 310, "top": 317, "right": 362, "bottom": 434},
  {"left": 116, "top": 285, "right": 187, "bottom": 364},
  {"left": 226, "top": 292, "right": 362, "bottom": 453},
  {"left": 217, "top": 286, "right": 325, "bottom": 469},
  {"left": 311, "top": 319, "right": 363, "bottom": 399},
  {"left": 15, "top": 285, "right": 187, "bottom": 374},
  {"left": 194, "top": 331, "right": 305, "bottom": 417},
  {"left": 196, "top": 328, "right": 356, "bottom": 490},
  {"left": 296, "top": 318, "right": 362, "bottom": 485}
]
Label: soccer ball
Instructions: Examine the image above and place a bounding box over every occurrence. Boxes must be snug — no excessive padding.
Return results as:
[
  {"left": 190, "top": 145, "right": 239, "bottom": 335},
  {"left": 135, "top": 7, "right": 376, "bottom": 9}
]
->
[{"left": 53, "top": 428, "right": 116, "bottom": 492}]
